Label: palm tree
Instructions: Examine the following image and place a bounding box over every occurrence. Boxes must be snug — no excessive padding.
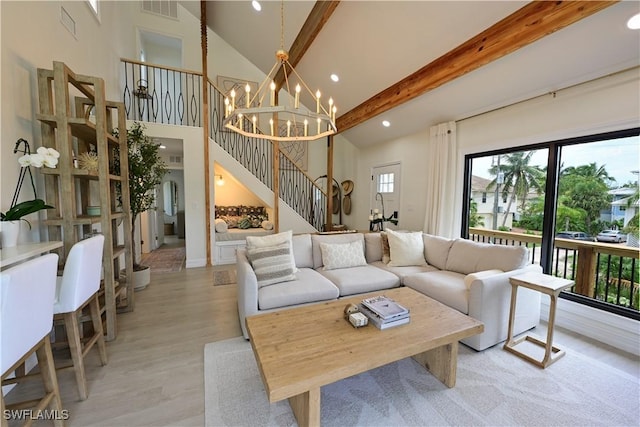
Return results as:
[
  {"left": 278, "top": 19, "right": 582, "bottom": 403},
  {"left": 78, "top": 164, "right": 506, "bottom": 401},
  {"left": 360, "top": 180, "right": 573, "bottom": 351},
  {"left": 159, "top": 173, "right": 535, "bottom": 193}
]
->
[
  {"left": 561, "top": 163, "right": 615, "bottom": 188},
  {"left": 560, "top": 162, "right": 614, "bottom": 234},
  {"left": 488, "top": 151, "right": 545, "bottom": 227}
]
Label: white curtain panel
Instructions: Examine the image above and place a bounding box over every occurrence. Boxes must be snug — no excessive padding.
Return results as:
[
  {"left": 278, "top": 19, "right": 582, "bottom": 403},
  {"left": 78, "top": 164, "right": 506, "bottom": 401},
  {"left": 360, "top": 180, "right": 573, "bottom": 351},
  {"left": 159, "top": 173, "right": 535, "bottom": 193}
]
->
[{"left": 423, "top": 121, "right": 458, "bottom": 237}]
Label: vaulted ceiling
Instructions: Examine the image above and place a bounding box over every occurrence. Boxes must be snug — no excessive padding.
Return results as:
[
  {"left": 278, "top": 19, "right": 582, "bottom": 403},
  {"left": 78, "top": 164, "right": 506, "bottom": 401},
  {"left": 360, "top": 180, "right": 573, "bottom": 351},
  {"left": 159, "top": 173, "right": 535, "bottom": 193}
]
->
[{"left": 182, "top": 1, "right": 640, "bottom": 148}]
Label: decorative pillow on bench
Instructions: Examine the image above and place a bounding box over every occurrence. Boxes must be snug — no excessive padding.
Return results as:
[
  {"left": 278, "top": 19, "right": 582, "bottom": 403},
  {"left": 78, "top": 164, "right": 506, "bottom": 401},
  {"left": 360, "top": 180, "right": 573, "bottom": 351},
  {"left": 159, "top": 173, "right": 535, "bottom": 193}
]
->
[
  {"left": 214, "top": 218, "right": 228, "bottom": 233},
  {"left": 215, "top": 205, "right": 268, "bottom": 229}
]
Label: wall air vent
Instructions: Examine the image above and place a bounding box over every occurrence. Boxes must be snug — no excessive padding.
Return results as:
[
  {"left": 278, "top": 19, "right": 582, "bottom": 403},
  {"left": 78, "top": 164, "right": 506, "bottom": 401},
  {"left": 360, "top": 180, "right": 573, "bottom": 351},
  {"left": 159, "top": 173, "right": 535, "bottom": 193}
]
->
[
  {"left": 141, "top": 0, "right": 178, "bottom": 19},
  {"left": 60, "top": 7, "right": 77, "bottom": 38}
]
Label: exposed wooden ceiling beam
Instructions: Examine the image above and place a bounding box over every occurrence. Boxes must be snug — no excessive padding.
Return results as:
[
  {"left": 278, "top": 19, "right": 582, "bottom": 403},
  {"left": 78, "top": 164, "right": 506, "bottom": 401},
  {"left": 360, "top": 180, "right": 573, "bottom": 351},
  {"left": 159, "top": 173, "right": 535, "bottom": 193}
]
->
[
  {"left": 336, "top": 0, "right": 617, "bottom": 134},
  {"left": 274, "top": 1, "right": 340, "bottom": 90}
]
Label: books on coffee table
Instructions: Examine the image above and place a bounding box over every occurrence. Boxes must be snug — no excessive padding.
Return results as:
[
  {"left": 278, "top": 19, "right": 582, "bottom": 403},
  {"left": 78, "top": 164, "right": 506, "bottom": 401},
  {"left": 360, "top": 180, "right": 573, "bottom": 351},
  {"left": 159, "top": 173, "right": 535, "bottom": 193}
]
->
[
  {"left": 361, "top": 295, "right": 409, "bottom": 319},
  {"left": 359, "top": 295, "right": 410, "bottom": 330}
]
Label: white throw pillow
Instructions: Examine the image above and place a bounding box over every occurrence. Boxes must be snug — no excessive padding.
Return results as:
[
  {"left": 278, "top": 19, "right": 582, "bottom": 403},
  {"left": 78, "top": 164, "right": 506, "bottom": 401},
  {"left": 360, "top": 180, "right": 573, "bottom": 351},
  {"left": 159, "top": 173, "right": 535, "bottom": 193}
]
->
[
  {"left": 386, "top": 229, "right": 427, "bottom": 267},
  {"left": 319, "top": 240, "right": 367, "bottom": 270},
  {"left": 247, "top": 242, "right": 296, "bottom": 287},
  {"left": 463, "top": 269, "right": 504, "bottom": 289},
  {"left": 214, "top": 218, "right": 228, "bottom": 233},
  {"left": 246, "top": 230, "right": 298, "bottom": 273}
]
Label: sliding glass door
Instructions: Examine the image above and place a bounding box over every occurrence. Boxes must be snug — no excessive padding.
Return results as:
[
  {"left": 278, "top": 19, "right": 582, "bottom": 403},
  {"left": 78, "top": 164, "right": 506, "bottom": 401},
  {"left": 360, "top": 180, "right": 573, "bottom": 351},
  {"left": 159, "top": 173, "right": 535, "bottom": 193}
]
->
[{"left": 462, "top": 129, "right": 639, "bottom": 319}]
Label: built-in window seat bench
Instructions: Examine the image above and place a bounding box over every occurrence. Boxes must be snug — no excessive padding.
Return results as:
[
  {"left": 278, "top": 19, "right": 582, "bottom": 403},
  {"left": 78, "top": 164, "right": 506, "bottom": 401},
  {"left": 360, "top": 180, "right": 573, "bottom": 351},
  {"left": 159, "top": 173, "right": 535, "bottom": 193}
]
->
[{"left": 214, "top": 205, "right": 274, "bottom": 265}]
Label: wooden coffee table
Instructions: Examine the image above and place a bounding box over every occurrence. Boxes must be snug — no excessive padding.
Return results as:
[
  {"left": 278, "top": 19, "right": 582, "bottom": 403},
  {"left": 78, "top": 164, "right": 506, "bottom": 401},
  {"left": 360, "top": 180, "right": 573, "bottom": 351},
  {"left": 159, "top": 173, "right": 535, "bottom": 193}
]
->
[{"left": 246, "top": 287, "right": 484, "bottom": 427}]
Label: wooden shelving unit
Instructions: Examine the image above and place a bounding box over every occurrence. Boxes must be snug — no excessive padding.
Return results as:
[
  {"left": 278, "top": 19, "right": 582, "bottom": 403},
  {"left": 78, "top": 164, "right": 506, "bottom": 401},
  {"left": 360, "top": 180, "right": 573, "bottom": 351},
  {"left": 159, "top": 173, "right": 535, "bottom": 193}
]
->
[{"left": 37, "top": 61, "right": 134, "bottom": 341}]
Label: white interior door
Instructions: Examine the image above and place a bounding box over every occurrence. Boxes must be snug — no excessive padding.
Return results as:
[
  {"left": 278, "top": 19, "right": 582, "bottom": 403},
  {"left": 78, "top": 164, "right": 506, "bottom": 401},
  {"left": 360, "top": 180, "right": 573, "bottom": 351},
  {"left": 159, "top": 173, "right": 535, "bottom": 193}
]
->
[{"left": 371, "top": 163, "right": 401, "bottom": 229}]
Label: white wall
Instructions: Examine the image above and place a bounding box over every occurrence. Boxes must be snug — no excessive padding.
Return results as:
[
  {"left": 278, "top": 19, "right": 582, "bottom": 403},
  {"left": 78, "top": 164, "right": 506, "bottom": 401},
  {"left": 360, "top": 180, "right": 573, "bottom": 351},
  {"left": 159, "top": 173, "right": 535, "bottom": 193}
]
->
[
  {"left": 213, "top": 164, "right": 265, "bottom": 207},
  {"left": 349, "top": 130, "right": 430, "bottom": 232}
]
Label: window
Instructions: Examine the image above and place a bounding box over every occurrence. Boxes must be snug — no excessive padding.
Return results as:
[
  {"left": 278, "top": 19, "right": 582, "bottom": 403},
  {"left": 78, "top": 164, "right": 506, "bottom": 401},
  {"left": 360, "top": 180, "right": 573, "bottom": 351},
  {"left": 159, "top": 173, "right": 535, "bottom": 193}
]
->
[
  {"left": 378, "top": 173, "right": 394, "bottom": 193},
  {"left": 87, "top": 0, "right": 99, "bottom": 20},
  {"left": 482, "top": 192, "right": 487, "bottom": 203},
  {"left": 462, "top": 128, "right": 640, "bottom": 320}
]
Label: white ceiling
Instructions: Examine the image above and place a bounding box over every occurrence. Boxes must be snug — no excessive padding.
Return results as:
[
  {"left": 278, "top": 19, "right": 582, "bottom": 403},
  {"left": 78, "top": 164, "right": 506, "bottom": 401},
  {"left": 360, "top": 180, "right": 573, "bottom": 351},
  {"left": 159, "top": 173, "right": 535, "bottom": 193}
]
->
[{"left": 182, "top": 1, "right": 640, "bottom": 148}]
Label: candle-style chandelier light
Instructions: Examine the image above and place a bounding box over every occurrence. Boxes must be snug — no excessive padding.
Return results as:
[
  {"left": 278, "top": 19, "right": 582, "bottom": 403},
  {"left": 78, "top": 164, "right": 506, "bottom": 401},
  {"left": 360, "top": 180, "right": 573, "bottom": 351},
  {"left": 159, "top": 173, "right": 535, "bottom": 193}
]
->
[{"left": 222, "top": 1, "right": 337, "bottom": 142}]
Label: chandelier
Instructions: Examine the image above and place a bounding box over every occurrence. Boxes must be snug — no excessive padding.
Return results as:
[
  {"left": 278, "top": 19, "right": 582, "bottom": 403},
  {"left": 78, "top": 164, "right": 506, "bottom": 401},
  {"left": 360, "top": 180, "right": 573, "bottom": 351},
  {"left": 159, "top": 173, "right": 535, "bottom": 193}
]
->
[{"left": 222, "top": 1, "right": 337, "bottom": 142}]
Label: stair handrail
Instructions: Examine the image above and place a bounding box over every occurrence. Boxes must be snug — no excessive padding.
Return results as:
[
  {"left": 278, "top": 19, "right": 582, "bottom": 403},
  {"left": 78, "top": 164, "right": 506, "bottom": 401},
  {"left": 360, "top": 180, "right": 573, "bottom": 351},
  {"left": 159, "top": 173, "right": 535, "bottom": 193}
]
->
[{"left": 205, "top": 76, "right": 327, "bottom": 196}]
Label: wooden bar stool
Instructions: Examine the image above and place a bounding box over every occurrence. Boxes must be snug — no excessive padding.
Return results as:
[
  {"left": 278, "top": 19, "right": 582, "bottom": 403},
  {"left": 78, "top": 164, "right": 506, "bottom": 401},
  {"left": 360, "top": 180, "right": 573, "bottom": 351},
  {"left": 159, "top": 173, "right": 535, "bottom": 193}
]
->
[
  {"left": 1, "top": 254, "right": 64, "bottom": 427},
  {"left": 53, "top": 235, "right": 107, "bottom": 400}
]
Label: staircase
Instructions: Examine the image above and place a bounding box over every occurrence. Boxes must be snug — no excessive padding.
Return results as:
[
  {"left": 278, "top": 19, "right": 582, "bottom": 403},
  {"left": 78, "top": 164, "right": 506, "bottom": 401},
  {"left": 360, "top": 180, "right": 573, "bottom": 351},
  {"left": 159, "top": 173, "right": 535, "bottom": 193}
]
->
[{"left": 121, "top": 59, "right": 327, "bottom": 231}]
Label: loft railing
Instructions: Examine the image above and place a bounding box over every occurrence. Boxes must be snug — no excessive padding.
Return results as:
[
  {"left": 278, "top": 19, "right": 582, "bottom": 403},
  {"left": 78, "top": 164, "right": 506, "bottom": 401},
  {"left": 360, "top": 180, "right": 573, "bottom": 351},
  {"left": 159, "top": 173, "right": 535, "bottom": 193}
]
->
[
  {"left": 469, "top": 227, "right": 640, "bottom": 317},
  {"left": 121, "top": 59, "right": 202, "bottom": 127}
]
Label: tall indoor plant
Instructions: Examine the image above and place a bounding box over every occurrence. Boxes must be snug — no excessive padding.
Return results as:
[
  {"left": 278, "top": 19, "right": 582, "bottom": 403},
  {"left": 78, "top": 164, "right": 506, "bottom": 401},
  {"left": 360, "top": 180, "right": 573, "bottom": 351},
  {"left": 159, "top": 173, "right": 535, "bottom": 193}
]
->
[{"left": 115, "top": 122, "right": 167, "bottom": 289}]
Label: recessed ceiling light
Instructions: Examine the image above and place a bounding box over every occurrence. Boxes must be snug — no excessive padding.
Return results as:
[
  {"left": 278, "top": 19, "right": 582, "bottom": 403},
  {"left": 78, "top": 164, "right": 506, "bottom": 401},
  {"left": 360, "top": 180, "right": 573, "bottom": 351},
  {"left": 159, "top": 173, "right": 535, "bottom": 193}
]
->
[
  {"left": 159, "top": 144, "right": 167, "bottom": 149},
  {"left": 252, "top": 1, "right": 261, "bottom": 12},
  {"left": 330, "top": 74, "right": 339, "bottom": 82},
  {"left": 628, "top": 13, "right": 640, "bottom": 30},
  {"left": 382, "top": 120, "right": 390, "bottom": 127}
]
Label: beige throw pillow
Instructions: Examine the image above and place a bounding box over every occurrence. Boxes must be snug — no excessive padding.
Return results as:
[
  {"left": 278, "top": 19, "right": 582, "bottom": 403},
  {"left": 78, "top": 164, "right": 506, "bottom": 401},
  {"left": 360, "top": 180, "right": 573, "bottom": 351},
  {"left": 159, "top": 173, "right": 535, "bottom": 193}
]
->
[
  {"left": 247, "top": 242, "right": 296, "bottom": 287},
  {"left": 320, "top": 240, "right": 367, "bottom": 270},
  {"left": 246, "top": 230, "right": 298, "bottom": 273},
  {"left": 386, "top": 229, "right": 427, "bottom": 267}
]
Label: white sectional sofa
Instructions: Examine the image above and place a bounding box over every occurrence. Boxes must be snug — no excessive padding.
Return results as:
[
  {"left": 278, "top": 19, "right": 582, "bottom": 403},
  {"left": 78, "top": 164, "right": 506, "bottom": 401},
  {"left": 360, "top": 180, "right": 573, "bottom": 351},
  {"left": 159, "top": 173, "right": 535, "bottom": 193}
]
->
[{"left": 236, "top": 231, "right": 542, "bottom": 351}]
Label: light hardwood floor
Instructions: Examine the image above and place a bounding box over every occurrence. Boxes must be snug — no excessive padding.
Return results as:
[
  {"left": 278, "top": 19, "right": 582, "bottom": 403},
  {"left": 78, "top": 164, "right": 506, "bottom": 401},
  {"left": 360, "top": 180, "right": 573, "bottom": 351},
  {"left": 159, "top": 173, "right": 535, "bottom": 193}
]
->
[{"left": 5, "top": 264, "right": 639, "bottom": 426}]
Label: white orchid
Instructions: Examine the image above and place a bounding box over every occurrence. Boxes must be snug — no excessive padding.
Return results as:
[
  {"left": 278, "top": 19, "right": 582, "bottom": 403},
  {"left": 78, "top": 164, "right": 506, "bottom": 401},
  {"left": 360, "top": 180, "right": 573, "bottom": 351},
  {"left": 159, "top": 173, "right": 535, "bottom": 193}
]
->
[
  {"left": 40, "top": 147, "right": 60, "bottom": 168},
  {"left": 37, "top": 146, "right": 60, "bottom": 159},
  {"left": 18, "top": 154, "right": 32, "bottom": 167},
  {"left": 3, "top": 142, "right": 58, "bottom": 224},
  {"left": 18, "top": 147, "right": 60, "bottom": 169},
  {"left": 27, "top": 153, "right": 45, "bottom": 167}
]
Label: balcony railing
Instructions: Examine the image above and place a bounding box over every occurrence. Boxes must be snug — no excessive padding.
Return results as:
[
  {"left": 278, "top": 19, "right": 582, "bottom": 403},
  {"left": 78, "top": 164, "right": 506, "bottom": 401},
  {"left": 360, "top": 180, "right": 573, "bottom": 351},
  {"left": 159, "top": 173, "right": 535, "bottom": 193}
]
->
[
  {"left": 121, "top": 59, "right": 202, "bottom": 127},
  {"left": 469, "top": 227, "right": 639, "bottom": 317}
]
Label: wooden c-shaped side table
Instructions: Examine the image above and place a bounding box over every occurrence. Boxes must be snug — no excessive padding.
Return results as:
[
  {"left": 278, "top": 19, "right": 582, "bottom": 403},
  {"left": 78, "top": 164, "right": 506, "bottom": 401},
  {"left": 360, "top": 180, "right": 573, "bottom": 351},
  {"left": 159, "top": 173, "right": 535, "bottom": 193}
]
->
[{"left": 504, "top": 272, "right": 575, "bottom": 368}]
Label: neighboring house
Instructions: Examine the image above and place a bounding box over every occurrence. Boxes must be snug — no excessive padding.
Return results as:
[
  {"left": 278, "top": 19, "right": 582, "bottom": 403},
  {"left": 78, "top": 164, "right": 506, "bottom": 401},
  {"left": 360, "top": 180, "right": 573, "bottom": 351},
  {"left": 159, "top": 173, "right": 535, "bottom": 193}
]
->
[
  {"left": 602, "top": 187, "right": 637, "bottom": 226},
  {"left": 470, "top": 175, "right": 514, "bottom": 229}
]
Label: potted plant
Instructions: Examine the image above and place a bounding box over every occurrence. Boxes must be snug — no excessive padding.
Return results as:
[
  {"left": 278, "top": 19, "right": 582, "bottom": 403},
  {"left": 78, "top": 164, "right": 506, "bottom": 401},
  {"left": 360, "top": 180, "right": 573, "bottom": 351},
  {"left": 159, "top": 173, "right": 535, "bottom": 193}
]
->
[
  {"left": 114, "top": 122, "right": 167, "bottom": 290},
  {"left": 1, "top": 139, "right": 58, "bottom": 247}
]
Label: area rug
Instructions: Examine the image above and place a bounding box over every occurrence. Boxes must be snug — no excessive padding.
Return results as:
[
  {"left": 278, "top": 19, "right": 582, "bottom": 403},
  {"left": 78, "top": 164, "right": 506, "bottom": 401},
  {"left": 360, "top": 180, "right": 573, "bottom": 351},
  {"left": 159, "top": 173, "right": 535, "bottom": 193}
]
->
[
  {"left": 204, "top": 337, "right": 639, "bottom": 427},
  {"left": 213, "top": 268, "right": 237, "bottom": 286},
  {"left": 140, "top": 246, "right": 185, "bottom": 273}
]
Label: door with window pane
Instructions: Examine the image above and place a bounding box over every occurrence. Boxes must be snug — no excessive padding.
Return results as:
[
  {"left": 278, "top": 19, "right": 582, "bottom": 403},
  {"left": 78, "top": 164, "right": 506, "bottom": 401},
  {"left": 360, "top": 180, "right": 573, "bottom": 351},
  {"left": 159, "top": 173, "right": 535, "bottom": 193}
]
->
[{"left": 371, "top": 163, "right": 401, "bottom": 229}]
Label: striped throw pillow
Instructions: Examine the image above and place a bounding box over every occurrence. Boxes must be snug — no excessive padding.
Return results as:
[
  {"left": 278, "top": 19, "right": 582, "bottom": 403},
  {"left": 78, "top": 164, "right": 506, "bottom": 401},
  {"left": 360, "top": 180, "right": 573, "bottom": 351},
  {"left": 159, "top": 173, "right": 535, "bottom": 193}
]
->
[{"left": 247, "top": 242, "right": 296, "bottom": 287}]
